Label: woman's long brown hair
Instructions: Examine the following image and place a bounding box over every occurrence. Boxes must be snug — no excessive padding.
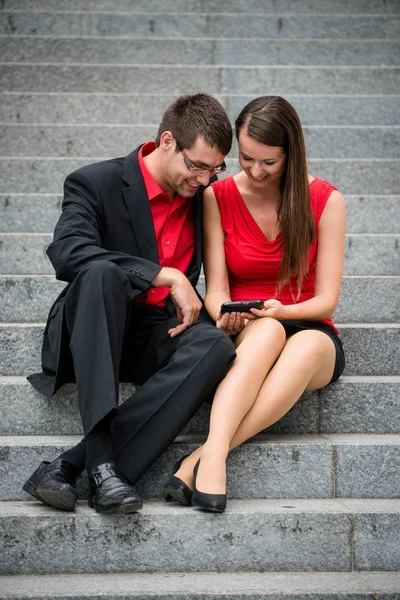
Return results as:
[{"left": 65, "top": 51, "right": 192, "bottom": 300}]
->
[{"left": 235, "top": 96, "right": 315, "bottom": 297}]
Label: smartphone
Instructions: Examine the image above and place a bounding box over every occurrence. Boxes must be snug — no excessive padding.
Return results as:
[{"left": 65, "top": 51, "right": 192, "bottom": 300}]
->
[{"left": 220, "top": 300, "right": 264, "bottom": 314}]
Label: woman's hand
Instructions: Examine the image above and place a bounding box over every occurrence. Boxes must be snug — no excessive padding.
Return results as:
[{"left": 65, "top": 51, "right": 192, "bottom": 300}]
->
[
  {"left": 216, "top": 311, "right": 248, "bottom": 336},
  {"left": 249, "top": 299, "right": 289, "bottom": 320}
]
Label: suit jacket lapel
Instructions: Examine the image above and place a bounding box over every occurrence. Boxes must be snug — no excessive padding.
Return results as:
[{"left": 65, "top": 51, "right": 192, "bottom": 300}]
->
[{"left": 122, "top": 147, "right": 159, "bottom": 263}]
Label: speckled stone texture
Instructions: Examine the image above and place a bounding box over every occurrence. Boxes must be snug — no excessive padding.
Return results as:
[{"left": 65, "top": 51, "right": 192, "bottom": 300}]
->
[
  {"left": 1, "top": 571, "right": 400, "bottom": 599},
  {"left": 1, "top": 234, "right": 398, "bottom": 276},
  {"left": 0, "top": 500, "right": 354, "bottom": 574},
  {"left": 1, "top": 194, "right": 398, "bottom": 235},
  {"left": 1, "top": 323, "right": 398, "bottom": 376},
  {"left": 1, "top": 12, "right": 399, "bottom": 38},
  {"left": 2, "top": 499, "right": 400, "bottom": 575},
  {"left": 1, "top": 376, "right": 399, "bottom": 436},
  {"left": 339, "top": 325, "right": 400, "bottom": 376},
  {"left": 0, "top": 194, "right": 63, "bottom": 233},
  {"left": 0, "top": 276, "right": 65, "bottom": 321},
  {"left": 2, "top": 159, "right": 400, "bottom": 195},
  {"left": 334, "top": 434, "right": 400, "bottom": 498},
  {"left": 2, "top": 37, "right": 399, "bottom": 67},
  {"left": 1, "top": 65, "right": 399, "bottom": 96},
  {"left": 2, "top": 124, "right": 399, "bottom": 160},
  {"left": 2, "top": 434, "right": 400, "bottom": 501},
  {"left": 0, "top": 234, "right": 53, "bottom": 275},
  {"left": 3, "top": 0, "right": 400, "bottom": 12},
  {"left": 319, "top": 376, "right": 400, "bottom": 433},
  {"left": 2, "top": 94, "right": 399, "bottom": 127}
]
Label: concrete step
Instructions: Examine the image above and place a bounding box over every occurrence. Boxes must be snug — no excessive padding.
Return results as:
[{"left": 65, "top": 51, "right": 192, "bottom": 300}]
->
[
  {"left": 2, "top": 37, "right": 399, "bottom": 66},
  {"left": 2, "top": 193, "right": 399, "bottom": 235},
  {"left": 1, "top": 65, "right": 399, "bottom": 95},
  {"left": 1, "top": 233, "right": 398, "bottom": 276},
  {"left": 2, "top": 433, "right": 400, "bottom": 501},
  {"left": 1, "top": 499, "right": 399, "bottom": 574},
  {"left": 1, "top": 12, "right": 399, "bottom": 38},
  {"left": 2, "top": 93, "right": 399, "bottom": 126},
  {"left": 1, "top": 159, "right": 399, "bottom": 195},
  {"left": 2, "top": 124, "right": 399, "bottom": 159},
  {"left": 1, "top": 275, "right": 399, "bottom": 324},
  {"left": 1, "top": 375, "right": 399, "bottom": 436},
  {"left": 3, "top": 0, "right": 400, "bottom": 14},
  {"left": 1, "top": 572, "right": 400, "bottom": 600},
  {"left": 1, "top": 323, "right": 399, "bottom": 377}
]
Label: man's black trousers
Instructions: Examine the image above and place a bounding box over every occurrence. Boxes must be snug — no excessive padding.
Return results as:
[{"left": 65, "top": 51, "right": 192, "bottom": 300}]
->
[{"left": 62, "top": 260, "right": 236, "bottom": 484}]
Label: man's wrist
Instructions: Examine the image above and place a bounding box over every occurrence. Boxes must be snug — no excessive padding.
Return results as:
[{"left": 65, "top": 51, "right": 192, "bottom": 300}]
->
[{"left": 151, "top": 267, "right": 182, "bottom": 288}]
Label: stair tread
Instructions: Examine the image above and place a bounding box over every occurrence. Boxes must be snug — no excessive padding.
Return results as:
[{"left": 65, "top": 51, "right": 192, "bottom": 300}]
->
[{"left": 0, "top": 571, "right": 399, "bottom": 598}]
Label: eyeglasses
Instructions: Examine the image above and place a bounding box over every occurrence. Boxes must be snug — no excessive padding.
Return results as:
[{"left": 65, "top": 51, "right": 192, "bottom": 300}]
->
[{"left": 176, "top": 141, "right": 226, "bottom": 174}]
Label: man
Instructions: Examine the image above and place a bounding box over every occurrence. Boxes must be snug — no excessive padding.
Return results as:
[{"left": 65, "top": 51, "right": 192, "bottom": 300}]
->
[{"left": 24, "top": 94, "right": 236, "bottom": 515}]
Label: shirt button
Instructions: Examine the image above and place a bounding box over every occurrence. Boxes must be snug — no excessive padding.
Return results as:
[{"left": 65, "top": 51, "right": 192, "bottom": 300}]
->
[
  {"left": 165, "top": 240, "right": 170, "bottom": 245},
  {"left": 151, "top": 289, "right": 156, "bottom": 294}
]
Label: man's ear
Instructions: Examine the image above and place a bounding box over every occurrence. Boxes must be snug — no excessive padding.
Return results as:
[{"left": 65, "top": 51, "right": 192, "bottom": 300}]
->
[{"left": 159, "top": 130, "right": 175, "bottom": 152}]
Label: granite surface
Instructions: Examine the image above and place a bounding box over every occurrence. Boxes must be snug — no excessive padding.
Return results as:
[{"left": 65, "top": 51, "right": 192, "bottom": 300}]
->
[
  {"left": 1, "top": 94, "right": 399, "bottom": 127},
  {"left": 2, "top": 37, "right": 399, "bottom": 67},
  {"left": 1, "top": 12, "right": 399, "bottom": 38},
  {"left": 2, "top": 159, "right": 399, "bottom": 195},
  {"left": 1, "top": 376, "right": 399, "bottom": 436},
  {"left": 1, "top": 571, "right": 400, "bottom": 599}
]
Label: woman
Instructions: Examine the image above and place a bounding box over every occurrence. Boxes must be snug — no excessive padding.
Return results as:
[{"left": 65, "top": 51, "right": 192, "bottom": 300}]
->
[{"left": 164, "top": 96, "right": 346, "bottom": 512}]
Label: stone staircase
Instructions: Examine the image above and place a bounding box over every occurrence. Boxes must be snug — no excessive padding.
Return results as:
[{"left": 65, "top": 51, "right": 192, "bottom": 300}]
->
[{"left": 0, "top": 0, "right": 399, "bottom": 597}]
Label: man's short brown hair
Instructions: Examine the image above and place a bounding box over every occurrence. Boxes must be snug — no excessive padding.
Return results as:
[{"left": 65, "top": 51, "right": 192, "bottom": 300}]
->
[{"left": 155, "top": 93, "right": 232, "bottom": 156}]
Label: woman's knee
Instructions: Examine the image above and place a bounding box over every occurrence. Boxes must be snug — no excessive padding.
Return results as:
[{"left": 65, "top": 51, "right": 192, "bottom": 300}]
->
[
  {"left": 241, "top": 317, "right": 286, "bottom": 348},
  {"left": 285, "top": 330, "right": 335, "bottom": 365}
]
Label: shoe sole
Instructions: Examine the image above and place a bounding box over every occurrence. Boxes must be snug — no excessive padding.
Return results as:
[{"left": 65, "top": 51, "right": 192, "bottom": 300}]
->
[
  {"left": 23, "top": 478, "right": 77, "bottom": 511},
  {"left": 192, "top": 504, "right": 226, "bottom": 513},
  {"left": 90, "top": 500, "right": 143, "bottom": 515},
  {"left": 164, "top": 486, "right": 192, "bottom": 506},
  {"left": 36, "top": 488, "right": 77, "bottom": 511},
  {"left": 88, "top": 495, "right": 143, "bottom": 514}
]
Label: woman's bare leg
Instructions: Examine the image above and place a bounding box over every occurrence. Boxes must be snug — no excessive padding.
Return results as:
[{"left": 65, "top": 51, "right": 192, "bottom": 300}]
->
[
  {"left": 175, "top": 318, "right": 286, "bottom": 491},
  {"left": 228, "top": 330, "right": 336, "bottom": 450},
  {"left": 176, "top": 329, "right": 336, "bottom": 494}
]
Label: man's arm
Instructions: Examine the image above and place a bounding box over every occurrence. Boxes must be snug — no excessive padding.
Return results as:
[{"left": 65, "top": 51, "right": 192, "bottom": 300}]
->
[{"left": 46, "top": 170, "right": 162, "bottom": 291}]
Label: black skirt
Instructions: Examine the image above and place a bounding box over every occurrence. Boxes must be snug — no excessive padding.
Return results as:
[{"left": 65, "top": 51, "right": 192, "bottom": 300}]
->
[{"left": 278, "top": 320, "right": 345, "bottom": 384}]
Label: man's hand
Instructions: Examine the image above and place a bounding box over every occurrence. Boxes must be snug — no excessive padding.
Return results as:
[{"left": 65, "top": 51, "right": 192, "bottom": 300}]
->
[{"left": 151, "top": 267, "right": 202, "bottom": 337}]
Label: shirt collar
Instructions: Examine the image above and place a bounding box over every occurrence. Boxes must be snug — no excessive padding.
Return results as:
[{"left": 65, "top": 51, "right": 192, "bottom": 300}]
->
[{"left": 138, "top": 142, "right": 165, "bottom": 201}]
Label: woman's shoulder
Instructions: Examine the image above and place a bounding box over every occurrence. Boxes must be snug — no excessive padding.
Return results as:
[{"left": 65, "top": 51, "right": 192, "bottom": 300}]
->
[
  {"left": 309, "top": 175, "right": 340, "bottom": 222},
  {"left": 211, "top": 175, "right": 236, "bottom": 192},
  {"left": 309, "top": 175, "right": 338, "bottom": 197}
]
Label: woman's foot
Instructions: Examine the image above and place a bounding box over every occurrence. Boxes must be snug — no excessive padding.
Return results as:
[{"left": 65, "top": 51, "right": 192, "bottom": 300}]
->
[
  {"left": 192, "top": 454, "right": 227, "bottom": 513},
  {"left": 193, "top": 446, "right": 227, "bottom": 496},
  {"left": 173, "top": 449, "right": 202, "bottom": 491},
  {"left": 164, "top": 450, "right": 201, "bottom": 505}
]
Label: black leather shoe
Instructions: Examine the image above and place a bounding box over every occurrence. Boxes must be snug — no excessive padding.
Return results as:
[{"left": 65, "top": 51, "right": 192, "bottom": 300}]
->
[
  {"left": 23, "top": 459, "right": 81, "bottom": 511},
  {"left": 164, "top": 454, "right": 193, "bottom": 506},
  {"left": 88, "top": 462, "right": 143, "bottom": 514},
  {"left": 191, "top": 459, "right": 227, "bottom": 513}
]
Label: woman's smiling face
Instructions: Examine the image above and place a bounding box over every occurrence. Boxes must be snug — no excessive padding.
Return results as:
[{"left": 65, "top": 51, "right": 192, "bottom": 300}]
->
[{"left": 238, "top": 129, "right": 286, "bottom": 189}]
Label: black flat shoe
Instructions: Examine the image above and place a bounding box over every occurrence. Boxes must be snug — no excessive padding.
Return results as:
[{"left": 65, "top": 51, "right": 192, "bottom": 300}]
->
[
  {"left": 23, "top": 459, "right": 81, "bottom": 511},
  {"left": 164, "top": 454, "right": 193, "bottom": 506},
  {"left": 191, "top": 459, "right": 227, "bottom": 513},
  {"left": 88, "top": 462, "right": 143, "bottom": 514}
]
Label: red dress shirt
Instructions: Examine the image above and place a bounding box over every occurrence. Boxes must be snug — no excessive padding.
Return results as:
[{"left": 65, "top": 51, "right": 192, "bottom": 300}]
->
[{"left": 135, "top": 142, "right": 195, "bottom": 307}]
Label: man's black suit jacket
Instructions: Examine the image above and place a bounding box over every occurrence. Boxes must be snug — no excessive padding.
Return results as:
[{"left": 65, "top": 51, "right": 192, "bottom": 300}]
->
[{"left": 28, "top": 145, "right": 209, "bottom": 397}]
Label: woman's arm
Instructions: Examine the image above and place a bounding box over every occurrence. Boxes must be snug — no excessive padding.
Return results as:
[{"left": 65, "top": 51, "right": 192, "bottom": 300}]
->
[
  {"left": 203, "top": 186, "right": 248, "bottom": 334},
  {"left": 250, "top": 190, "right": 346, "bottom": 321},
  {"left": 203, "top": 186, "right": 231, "bottom": 319}
]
